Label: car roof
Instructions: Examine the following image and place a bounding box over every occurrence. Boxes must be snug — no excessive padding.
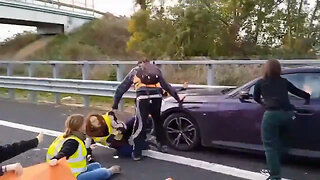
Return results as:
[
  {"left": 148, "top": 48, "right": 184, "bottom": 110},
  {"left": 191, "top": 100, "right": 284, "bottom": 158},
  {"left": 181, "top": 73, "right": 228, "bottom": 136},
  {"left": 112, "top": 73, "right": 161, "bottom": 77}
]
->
[
  {"left": 282, "top": 66, "right": 320, "bottom": 74},
  {"left": 228, "top": 66, "right": 320, "bottom": 96}
]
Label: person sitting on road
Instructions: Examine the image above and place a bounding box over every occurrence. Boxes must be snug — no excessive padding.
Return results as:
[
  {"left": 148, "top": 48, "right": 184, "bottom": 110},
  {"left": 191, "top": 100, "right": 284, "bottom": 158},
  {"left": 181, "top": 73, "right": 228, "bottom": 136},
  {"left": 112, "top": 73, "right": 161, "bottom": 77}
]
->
[
  {"left": 0, "top": 132, "right": 43, "bottom": 177},
  {"left": 46, "top": 114, "right": 121, "bottom": 180}
]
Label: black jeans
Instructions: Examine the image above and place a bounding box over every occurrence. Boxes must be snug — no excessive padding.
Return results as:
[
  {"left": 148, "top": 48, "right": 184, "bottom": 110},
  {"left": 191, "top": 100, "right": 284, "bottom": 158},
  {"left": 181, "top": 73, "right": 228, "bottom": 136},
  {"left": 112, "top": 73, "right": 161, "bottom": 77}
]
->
[{"left": 132, "top": 98, "right": 164, "bottom": 156}]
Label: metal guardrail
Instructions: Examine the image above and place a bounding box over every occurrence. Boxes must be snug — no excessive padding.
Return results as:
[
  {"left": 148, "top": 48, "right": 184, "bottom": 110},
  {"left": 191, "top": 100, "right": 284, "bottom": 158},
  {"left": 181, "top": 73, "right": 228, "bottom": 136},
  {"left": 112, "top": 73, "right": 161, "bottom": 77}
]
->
[
  {"left": 0, "top": 59, "right": 319, "bottom": 107},
  {"left": 1, "top": 59, "right": 319, "bottom": 86},
  {"left": 0, "top": 76, "right": 234, "bottom": 107}
]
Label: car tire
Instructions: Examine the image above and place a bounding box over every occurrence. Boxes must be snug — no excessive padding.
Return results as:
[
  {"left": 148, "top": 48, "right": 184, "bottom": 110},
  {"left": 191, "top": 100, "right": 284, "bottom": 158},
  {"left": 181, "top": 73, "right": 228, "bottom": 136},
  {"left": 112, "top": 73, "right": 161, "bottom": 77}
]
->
[{"left": 164, "top": 113, "right": 200, "bottom": 151}]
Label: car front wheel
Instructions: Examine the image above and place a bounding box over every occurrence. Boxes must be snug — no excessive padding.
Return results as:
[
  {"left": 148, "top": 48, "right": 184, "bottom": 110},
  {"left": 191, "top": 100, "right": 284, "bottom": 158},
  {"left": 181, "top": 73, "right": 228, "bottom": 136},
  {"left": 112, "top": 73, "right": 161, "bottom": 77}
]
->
[{"left": 164, "top": 113, "right": 200, "bottom": 151}]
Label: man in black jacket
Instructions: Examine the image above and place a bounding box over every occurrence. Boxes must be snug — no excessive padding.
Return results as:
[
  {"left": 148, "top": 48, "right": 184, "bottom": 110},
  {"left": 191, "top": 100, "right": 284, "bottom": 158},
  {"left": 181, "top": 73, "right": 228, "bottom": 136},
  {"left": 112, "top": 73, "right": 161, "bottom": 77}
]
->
[
  {"left": 0, "top": 132, "right": 43, "bottom": 177},
  {"left": 112, "top": 60, "right": 181, "bottom": 160}
]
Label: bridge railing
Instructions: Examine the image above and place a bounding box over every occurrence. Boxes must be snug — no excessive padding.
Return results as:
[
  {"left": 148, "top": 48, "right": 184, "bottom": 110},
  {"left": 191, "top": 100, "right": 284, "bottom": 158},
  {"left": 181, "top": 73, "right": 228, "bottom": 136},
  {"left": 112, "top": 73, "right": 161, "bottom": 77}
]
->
[
  {"left": 0, "top": 59, "right": 319, "bottom": 108},
  {"left": 7, "top": 0, "right": 104, "bottom": 16}
]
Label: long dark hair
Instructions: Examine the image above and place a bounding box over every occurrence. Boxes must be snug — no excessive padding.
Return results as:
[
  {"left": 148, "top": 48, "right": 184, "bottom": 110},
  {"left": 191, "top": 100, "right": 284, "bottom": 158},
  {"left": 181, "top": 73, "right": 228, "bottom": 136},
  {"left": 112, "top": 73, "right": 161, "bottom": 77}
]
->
[{"left": 263, "top": 59, "right": 282, "bottom": 79}]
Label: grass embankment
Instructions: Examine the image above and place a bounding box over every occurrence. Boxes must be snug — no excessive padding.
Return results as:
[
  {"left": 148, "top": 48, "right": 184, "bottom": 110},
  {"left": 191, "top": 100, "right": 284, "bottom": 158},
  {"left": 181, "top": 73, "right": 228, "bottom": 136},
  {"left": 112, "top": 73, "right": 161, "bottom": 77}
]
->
[{"left": 0, "top": 87, "right": 134, "bottom": 111}]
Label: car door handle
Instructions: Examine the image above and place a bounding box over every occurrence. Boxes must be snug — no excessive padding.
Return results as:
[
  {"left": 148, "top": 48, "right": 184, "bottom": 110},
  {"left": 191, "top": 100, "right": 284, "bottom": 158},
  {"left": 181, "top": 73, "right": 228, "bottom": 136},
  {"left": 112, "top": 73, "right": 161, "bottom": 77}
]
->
[{"left": 294, "top": 109, "right": 315, "bottom": 116}]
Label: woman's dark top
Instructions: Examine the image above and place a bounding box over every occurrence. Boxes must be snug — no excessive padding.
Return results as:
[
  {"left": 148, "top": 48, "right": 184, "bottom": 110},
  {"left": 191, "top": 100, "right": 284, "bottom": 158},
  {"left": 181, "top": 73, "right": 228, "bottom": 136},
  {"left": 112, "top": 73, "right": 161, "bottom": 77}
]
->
[{"left": 254, "top": 77, "right": 310, "bottom": 111}]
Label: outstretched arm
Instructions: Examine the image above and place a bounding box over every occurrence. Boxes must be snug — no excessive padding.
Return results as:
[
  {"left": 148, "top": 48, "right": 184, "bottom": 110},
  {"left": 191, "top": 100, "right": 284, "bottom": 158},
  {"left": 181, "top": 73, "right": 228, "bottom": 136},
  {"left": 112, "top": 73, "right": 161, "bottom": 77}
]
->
[
  {"left": 287, "top": 80, "right": 310, "bottom": 104},
  {"left": 158, "top": 73, "right": 180, "bottom": 102},
  {"left": 0, "top": 138, "right": 39, "bottom": 163},
  {"left": 112, "top": 68, "right": 137, "bottom": 109}
]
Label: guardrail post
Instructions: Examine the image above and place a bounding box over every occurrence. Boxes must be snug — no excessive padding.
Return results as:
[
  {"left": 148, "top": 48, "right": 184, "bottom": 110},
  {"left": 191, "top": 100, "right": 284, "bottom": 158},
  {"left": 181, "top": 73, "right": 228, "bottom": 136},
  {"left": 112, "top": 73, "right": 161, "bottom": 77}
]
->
[
  {"left": 52, "top": 63, "right": 61, "bottom": 104},
  {"left": 116, "top": 64, "right": 125, "bottom": 111},
  {"left": 82, "top": 62, "right": 90, "bottom": 107},
  {"left": 28, "top": 63, "right": 37, "bottom": 104},
  {"left": 207, "top": 64, "right": 215, "bottom": 85},
  {"left": 7, "top": 63, "right": 15, "bottom": 100}
]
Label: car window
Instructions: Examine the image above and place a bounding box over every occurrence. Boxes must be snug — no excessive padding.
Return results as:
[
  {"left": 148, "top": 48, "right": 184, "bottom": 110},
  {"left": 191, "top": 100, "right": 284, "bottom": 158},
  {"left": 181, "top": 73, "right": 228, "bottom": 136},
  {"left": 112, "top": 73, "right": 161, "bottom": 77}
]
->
[
  {"left": 282, "top": 73, "right": 320, "bottom": 99},
  {"left": 249, "top": 84, "right": 255, "bottom": 95}
]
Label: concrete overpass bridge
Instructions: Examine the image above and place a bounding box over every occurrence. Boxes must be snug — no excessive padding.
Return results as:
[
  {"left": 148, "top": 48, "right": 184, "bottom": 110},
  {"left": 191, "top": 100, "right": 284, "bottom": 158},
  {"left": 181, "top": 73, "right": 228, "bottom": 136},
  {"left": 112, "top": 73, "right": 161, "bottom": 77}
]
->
[{"left": 0, "top": 0, "right": 103, "bottom": 34}]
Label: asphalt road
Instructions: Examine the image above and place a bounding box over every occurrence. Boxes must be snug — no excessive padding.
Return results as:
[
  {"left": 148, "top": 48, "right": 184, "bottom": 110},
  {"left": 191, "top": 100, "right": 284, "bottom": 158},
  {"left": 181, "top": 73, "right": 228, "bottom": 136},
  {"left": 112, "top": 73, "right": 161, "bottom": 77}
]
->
[{"left": 0, "top": 99, "right": 319, "bottom": 180}]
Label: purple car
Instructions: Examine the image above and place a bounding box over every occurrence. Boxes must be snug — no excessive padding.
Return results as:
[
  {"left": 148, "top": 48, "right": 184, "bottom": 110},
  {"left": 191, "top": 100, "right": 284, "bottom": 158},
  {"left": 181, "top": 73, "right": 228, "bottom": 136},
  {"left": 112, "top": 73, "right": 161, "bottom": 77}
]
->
[{"left": 161, "top": 67, "right": 320, "bottom": 158}]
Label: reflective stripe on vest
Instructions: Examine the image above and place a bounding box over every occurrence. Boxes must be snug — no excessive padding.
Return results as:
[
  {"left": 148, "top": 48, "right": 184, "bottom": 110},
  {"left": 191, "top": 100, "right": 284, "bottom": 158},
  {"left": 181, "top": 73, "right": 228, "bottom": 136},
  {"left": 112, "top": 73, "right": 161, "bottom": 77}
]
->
[
  {"left": 92, "top": 113, "right": 114, "bottom": 146},
  {"left": 133, "top": 75, "right": 160, "bottom": 90},
  {"left": 46, "top": 135, "right": 87, "bottom": 177}
]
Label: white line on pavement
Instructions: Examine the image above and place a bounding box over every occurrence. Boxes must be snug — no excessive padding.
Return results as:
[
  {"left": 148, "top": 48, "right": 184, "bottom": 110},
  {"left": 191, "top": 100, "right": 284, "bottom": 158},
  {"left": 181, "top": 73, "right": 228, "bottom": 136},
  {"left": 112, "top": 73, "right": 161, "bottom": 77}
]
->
[{"left": 0, "top": 119, "right": 289, "bottom": 180}]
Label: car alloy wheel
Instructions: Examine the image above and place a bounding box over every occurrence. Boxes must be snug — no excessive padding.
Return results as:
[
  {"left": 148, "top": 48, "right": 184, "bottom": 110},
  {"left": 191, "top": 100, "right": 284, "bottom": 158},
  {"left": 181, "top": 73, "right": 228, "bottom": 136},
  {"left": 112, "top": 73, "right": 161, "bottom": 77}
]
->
[{"left": 164, "top": 113, "right": 200, "bottom": 151}]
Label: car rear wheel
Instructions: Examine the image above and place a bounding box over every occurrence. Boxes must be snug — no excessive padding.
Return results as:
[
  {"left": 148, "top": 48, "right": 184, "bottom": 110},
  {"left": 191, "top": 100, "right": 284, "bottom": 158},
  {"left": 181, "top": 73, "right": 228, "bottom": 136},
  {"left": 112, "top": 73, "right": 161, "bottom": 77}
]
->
[{"left": 164, "top": 113, "right": 200, "bottom": 151}]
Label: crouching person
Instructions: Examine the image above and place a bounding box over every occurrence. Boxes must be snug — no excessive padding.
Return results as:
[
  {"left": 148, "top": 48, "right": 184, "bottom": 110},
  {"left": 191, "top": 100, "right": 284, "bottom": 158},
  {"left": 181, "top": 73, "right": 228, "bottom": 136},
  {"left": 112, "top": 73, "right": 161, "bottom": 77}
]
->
[
  {"left": 86, "top": 112, "right": 137, "bottom": 158},
  {"left": 46, "top": 114, "right": 121, "bottom": 180}
]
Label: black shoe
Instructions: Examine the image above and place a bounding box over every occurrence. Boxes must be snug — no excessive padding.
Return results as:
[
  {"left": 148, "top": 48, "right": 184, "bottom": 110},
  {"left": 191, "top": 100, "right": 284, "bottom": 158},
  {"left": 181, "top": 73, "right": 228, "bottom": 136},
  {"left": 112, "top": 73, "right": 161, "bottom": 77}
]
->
[{"left": 131, "top": 152, "right": 142, "bottom": 161}]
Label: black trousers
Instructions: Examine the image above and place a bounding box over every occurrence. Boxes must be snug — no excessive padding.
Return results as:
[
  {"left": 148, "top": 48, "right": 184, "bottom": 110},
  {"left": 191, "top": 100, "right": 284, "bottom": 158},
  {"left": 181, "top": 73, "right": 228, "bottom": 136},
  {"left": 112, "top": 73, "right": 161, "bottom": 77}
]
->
[{"left": 132, "top": 97, "right": 165, "bottom": 156}]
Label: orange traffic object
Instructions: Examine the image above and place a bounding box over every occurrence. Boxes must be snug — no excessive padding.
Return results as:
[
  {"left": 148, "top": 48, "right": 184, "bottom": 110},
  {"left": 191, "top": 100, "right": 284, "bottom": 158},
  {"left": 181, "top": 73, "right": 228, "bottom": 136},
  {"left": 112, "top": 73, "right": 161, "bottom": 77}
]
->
[{"left": 0, "top": 158, "right": 75, "bottom": 180}]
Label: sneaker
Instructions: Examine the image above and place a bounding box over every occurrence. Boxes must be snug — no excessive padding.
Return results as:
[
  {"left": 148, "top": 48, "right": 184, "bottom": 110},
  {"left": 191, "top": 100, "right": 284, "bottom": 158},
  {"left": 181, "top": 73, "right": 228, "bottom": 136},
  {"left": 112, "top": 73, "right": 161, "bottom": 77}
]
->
[
  {"left": 131, "top": 152, "right": 142, "bottom": 161},
  {"left": 159, "top": 145, "right": 169, "bottom": 153},
  {"left": 153, "top": 142, "right": 169, "bottom": 153},
  {"left": 260, "top": 169, "right": 270, "bottom": 176},
  {"left": 146, "top": 139, "right": 169, "bottom": 153},
  {"left": 87, "top": 154, "right": 95, "bottom": 163}
]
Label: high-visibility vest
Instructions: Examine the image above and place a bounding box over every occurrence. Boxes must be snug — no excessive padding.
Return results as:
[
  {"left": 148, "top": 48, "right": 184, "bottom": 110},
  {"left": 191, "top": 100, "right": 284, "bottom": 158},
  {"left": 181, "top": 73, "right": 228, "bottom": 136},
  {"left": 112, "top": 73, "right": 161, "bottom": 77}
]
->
[
  {"left": 46, "top": 135, "right": 87, "bottom": 177},
  {"left": 133, "top": 75, "right": 161, "bottom": 90},
  {"left": 92, "top": 113, "right": 123, "bottom": 146}
]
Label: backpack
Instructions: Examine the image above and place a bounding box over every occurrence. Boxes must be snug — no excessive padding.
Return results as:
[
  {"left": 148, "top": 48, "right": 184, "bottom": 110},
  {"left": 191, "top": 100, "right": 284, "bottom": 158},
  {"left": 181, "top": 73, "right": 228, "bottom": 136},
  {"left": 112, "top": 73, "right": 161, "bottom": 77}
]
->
[{"left": 136, "top": 63, "right": 161, "bottom": 85}]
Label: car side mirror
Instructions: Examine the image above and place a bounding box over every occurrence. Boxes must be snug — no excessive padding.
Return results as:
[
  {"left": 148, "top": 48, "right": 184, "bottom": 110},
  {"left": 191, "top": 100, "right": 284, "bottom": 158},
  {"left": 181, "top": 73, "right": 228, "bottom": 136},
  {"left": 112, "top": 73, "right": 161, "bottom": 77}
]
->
[{"left": 239, "top": 91, "right": 251, "bottom": 100}]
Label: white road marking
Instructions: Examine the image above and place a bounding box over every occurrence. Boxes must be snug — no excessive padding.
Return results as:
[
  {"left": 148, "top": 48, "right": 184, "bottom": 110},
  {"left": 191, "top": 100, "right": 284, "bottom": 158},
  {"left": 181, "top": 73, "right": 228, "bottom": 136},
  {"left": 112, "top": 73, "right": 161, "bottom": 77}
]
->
[{"left": 0, "top": 119, "right": 290, "bottom": 180}]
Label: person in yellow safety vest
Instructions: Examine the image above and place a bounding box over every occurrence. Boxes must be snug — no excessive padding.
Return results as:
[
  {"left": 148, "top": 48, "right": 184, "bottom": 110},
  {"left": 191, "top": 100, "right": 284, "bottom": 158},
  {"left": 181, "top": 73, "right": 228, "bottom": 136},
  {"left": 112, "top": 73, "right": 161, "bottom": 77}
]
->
[
  {"left": 88, "top": 112, "right": 126, "bottom": 146},
  {"left": 85, "top": 112, "right": 136, "bottom": 159},
  {"left": 46, "top": 114, "right": 121, "bottom": 180}
]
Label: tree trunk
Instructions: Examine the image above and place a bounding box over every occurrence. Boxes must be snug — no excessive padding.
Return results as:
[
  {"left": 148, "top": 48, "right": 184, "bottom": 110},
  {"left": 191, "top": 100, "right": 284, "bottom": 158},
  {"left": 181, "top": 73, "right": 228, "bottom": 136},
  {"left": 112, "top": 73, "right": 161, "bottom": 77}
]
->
[
  {"left": 286, "top": 0, "right": 292, "bottom": 47},
  {"left": 136, "top": 0, "right": 147, "bottom": 10},
  {"left": 297, "top": 0, "right": 304, "bottom": 36},
  {"left": 254, "top": 5, "right": 263, "bottom": 44},
  {"left": 309, "top": 0, "right": 320, "bottom": 30}
]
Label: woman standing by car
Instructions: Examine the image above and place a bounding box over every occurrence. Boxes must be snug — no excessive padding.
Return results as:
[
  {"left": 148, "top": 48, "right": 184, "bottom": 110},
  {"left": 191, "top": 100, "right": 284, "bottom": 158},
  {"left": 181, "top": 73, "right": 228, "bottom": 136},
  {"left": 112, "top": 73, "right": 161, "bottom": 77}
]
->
[{"left": 253, "top": 59, "right": 310, "bottom": 180}]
